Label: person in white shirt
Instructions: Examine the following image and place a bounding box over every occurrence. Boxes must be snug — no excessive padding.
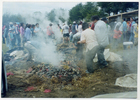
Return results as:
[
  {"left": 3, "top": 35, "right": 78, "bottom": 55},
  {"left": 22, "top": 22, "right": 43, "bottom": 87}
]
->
[
  {"left": 101, "top": 17, "right": 112, "bottom": 43},
  {"left": 91, "top": 15, "right": 109, "bottom": 67},
  {"left": 72, "top": 21, "right": 83, "bottom": 59},
  {"left": 77, "top": 22, "right": 99, "bottom": 73},
  {"left": 62, "top": 23, "right": 69, "bottom": 43},
  {"left": 77, "top": 21, "right": 83, "bottom": 33}
]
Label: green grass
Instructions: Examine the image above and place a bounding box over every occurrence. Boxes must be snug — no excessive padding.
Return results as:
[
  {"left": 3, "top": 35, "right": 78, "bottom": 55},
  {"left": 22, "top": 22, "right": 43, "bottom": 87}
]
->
[{"left": 2, "top": 43, "right": 9, "bottom": 54}]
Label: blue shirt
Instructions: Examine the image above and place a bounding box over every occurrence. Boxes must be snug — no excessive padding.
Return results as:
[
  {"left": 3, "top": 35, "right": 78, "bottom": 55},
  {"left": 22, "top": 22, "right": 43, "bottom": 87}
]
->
[
  {"left": 71, "top": 24, "right": 76, "bottom": 34},
  {"left": 9, "top": 32, "right": 14, "bottom": 39},
  {"left": 131, "top": 21, "right": 135, "bottom": 33},
  {"left": 25, "top": 28, "right": 31, "bottom": 40},
  {"left": 123, "top": 21, "right": 127, "bottom": 32},
  {"left": 34, "top": 27, "right": 41, "bottom": 32}
]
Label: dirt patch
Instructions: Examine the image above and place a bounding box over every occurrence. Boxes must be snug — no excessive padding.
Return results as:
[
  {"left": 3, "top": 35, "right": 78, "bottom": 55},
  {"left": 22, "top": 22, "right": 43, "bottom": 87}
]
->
[
  {"left": 4, "top": 59, "right": 137, "bottom": 98},
  {"left": 4, "top": 42, "right": 137, "bottom": 98}
]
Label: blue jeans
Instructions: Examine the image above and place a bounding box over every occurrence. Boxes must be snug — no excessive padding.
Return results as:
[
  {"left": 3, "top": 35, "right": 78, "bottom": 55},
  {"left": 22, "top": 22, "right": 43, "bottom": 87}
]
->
[
  {"left": 16, "top": 34, "right": 21, "bottom": 46},
  {"left": 69, "top": 34, "right": 74, "bottom": 42},
  {"left": 129, "top": 32, "right": 135, "bottom": 44},
  {"left": 123, "top": 31, "right": 127, "bottom": 42},
  {"left": 9, "top": 40, "right": 14, "bottom": 50}
]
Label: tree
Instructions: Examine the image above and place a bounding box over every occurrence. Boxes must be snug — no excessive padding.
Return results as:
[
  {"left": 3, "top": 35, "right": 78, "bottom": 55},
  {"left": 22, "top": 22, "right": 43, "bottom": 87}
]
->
[
  {"left": 98, "top": 2, "right": 139, "bottom": 15},
  {"left": 2, "top": 13, "right": 26, "bottom": 25},
  {"left": 46, "top": 9, "right": 56, "bottom": 22},
  {"left": 68, "top": 2, "right": 107, "bottom": 23},
  {"left": 69, "top": 3, "right": 84, "bottom": 22},
  {"left": 59, "top": 16, "right": 65, "bottom": 23}
]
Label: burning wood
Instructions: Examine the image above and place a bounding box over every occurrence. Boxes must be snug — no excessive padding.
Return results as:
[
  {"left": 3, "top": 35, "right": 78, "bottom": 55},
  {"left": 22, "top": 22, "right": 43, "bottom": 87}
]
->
[{"left": 24, "top": 60, "right": 81, "bottom": 84}]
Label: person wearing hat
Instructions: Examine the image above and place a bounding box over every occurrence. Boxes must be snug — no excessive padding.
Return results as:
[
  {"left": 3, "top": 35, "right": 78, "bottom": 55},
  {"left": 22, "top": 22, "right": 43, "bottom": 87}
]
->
[
  {"left": 13, "top": 23, "right": 17, "bottom": 47},
  {"left": 70, "top": 21, "right": 77, "bottom": 42},
  {"left": 8, "top": 28, "right": 14, "bottom": 50},
  {"left": 46, "top": 23, "right": 54, "bottom": 39},
  {"left": 9, "top": 22, "right": 16, "bottom": 47},
  {"left": 62, "top": 22, "right": 69, "bottom": 43}
]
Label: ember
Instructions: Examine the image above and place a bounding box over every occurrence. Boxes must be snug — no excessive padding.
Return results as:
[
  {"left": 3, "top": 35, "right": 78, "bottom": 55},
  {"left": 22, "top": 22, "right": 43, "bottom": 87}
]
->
[{"left": 26, "top": 60, "right": 81, "bottom": 83}]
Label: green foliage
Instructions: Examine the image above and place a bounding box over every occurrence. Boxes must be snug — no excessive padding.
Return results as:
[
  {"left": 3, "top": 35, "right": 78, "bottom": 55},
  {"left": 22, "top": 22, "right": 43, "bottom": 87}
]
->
[
  {"left": 69, "top": 2, "right": 108, "bottom": 23},
  {"left": 69, "top": 3, "right": 84, "bottom": 22},
  {"left": 46, "top": 9, "right": 56, "bottom": 22},
  {"left": 98, "top": 2, "right": 138, "bottom": 15},
  {"left": 59, "top": 16, "right": 65, "bottom": 23},
  {"left": 2, "top": 13, "right": 26, "bottom": 25}
]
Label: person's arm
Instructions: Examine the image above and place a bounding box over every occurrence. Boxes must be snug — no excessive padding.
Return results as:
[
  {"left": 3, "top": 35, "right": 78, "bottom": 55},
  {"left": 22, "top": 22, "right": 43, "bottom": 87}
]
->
[
  {"left": 77, "top": 32, "right": 86, "bottom": 44},
  {"left": 50, "top": 27, "right": 54, "bottom": 34},
  {"left": 34, "top": 29, "right": 38, "bottom": 33},
  {"left": 119, "top": 31, "right": 122, "bottom": 35},
  {"left": 75, "top": 25, "right": 78, "bottom": 32},
  {"left": 77, "top": 40, "right": 86, "bottom": 44},
  {"left": 91, "top": 23, "right": 94, "bottom": 30}
]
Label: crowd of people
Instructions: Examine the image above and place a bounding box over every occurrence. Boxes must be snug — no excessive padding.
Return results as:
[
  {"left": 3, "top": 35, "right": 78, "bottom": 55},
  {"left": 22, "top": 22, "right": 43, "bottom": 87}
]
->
[
  {"left": 60, "top": 16, "right": 138, "bottom": 73},
  {"left": 2, "top": 22, "right": 42, "bottom": 50},
  {"left": 2, "top": 16, "right": 138, "bottom": 73},
  {"left": 112, "top": 17, "right": 138, "bottom": 49}
]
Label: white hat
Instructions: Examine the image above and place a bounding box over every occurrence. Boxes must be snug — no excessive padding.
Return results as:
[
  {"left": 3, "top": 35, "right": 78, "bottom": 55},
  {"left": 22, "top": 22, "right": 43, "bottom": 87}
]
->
[
  {"left": 73, "top": 21, "right": 76, "bottom": 23},
  {"left": 9, "top": 22, "right": 13, "bottom": 24},
  {"left": 9, "top": 28, "right": 12, "bottom": 31}
]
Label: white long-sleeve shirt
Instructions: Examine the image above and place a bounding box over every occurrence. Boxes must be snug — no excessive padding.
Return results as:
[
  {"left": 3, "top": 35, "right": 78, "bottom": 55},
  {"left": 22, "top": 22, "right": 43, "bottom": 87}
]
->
[{"left": 94, "top": 20, "right": 109, "bottom": 47}]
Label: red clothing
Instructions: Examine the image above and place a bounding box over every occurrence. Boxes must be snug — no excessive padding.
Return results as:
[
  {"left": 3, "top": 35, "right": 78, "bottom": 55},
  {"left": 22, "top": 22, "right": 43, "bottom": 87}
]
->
[
  {"left": 46, "top": 26, "right": 54, "bottom": 36},
  {"left": 91, "top": 22, "right": 94, "bottom": 30},
  {"left": 113, "top": 30, "right": 122, "bottom": 39},
  {"left": 2, "top": 26, "right": 5, "bottom": 35}
]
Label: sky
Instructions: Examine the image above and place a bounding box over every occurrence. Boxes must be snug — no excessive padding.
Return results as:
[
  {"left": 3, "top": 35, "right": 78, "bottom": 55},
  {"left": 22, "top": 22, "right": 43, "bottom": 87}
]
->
[{"left": 2, "top": 2, "right": 86, "bottom": 15}]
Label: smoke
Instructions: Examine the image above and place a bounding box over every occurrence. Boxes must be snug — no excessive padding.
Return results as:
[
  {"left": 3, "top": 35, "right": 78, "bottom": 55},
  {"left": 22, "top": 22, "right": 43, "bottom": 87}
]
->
[
  {"left": 22, "top": 8, "right": 69, "bottom": 66},
  {"left": 108, "top": 16, "right": 138, "bottom": 74}
]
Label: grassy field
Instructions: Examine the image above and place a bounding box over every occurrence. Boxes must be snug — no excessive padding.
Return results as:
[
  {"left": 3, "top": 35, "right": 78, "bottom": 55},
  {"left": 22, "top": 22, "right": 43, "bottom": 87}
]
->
[{"left": 2, "top": 43, "right": 9, "bottom": 54}]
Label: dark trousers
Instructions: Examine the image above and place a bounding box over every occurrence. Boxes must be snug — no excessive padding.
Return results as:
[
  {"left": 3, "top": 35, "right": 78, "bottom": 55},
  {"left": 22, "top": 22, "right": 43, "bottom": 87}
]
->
[
  {"left": 97, "top": 45, "right": 108, "bottom": 66},
  {"left": 129, "top": 32, "right": 135, "bottom": 44},
  {"left": 2, "top": 35, "right": 5, "bottom": 44},
  {"left": 16, "top": 34, "right": 21, "bottom": 47},
  {"left": 85, "top": 46, "right": 99, "bottom": 73},
  {"left": 76, "top": 44, "right": 83, "bottom": 59},
  {"left": 123, "top": 31, "right": 127, "bottom": 42},
  {"left": 13, "top": 34, "right": 16, "bottom": 47}
]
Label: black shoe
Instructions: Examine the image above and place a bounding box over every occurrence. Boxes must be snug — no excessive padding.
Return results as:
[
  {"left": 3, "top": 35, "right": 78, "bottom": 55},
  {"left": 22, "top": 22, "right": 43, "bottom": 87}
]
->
[{"left": 100, "top": 63, "right": 108, "bottom": 69}]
